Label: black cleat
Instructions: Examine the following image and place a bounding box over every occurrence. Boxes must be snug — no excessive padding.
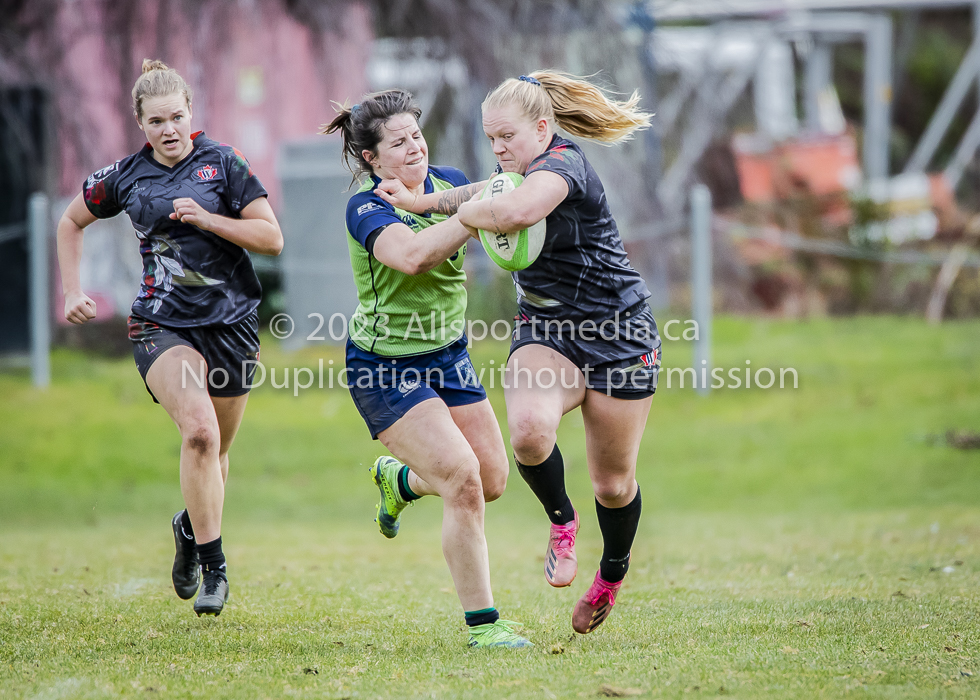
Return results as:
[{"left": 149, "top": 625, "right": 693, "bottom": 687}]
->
[
  {"left": 194, "top": 569, "right": 229, "bottom": 616},
  {"left": 171, "top": 510, "right": 200, "bottom": 600}
]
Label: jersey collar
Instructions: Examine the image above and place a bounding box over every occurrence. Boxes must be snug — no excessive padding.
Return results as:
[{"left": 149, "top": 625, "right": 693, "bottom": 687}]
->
[
  {"left": 139, "top": 131, "right": 206, "bottom": 174},
  {"left": 528, "top": 133, "right": 564, "bottom": 171}
]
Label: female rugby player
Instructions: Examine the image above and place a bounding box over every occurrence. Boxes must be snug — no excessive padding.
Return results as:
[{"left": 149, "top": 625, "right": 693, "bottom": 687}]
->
[
  {"left": 57, "top": 59, "right": 283, "bottom": 617},
  {"left": 323, "top": 89, "right": 530, "bottom": 648},
  {"left": 378, "top": 72, "right": 660, "bottom": 635}
]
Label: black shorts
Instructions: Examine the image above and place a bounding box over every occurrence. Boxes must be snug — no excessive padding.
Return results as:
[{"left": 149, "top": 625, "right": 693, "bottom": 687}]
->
[
  {"left": 127, "top": 312, "right": 260, "bottom": 403},
  {"left": 509, "top": 302, "right": 662, "bottom": 400}
]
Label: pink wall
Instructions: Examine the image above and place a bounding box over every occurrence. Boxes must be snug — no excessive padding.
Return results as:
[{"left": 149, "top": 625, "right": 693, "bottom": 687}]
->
[{"left": 52, "top": 0, "right": 372, "bottom": 207}]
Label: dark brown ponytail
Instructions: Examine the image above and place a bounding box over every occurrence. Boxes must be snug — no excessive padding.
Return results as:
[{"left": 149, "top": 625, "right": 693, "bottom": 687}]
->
[{"left": 321, "top": 89, "right": 422, "bottom": 182}]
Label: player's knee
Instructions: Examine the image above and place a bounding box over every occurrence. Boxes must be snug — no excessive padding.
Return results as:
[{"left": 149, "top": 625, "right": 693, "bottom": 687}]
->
[
  {"left": 509, "top": 418, "right": 555, "bottom": 465},
  {"left": 478, "top": 449, "right": 509, "bottom": 502},
  {"left": 482, "top": 469, "right": 508, "bottom": 502},
  {"left": 445, "top": 459, "right": 484, "bottom": 512},
  {"left": 592, "top": 477, "right": 633, "bottom": 505},
  {"left": 182, "top": 421, "right": 218, "bottom": 457}
]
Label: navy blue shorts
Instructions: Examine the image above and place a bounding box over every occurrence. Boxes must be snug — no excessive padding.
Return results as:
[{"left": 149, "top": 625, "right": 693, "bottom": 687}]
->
[
  {"left": 128, "top": 312, "right": 260, "bottom": 403},
  {"left": 509, "top": 302, "right": 662, "bottom": 399},
  {"left": 346, "top": 335, "right": 488, "bottom": 439}
]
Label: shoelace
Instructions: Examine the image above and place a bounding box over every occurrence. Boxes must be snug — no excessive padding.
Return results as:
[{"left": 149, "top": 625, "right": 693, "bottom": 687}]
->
[
  {"left": 550, "top": 523, "right": 576, "bottom": 556},
  {"left": 475, "top": 620, "right": 523, "bottom": 640},
  {"left": 586, "top": 578, "right": 621, "bottom": 606},
  {"left": 201, "top": 571, "right": 224, "bottom": 595}
]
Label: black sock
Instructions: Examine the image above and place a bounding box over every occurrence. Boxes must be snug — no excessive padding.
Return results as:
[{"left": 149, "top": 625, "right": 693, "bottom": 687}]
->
[
  {"left": 464, "top": 607, "right": 499, "bottom": 627},
  {"left": 397, "top": 465, "right": 421, "bottom": 502},
  {"left": 516, "top": 444, "right": 575, "bottom": 525},
  {"left": 196, "top": 536, "right": 226, "bottom": 573},
  {"left": 179, "top": 509, "right": 195, "bottom": 541},
  {"left": 596, "top": 486, "right": 642, "bottom": 583}
]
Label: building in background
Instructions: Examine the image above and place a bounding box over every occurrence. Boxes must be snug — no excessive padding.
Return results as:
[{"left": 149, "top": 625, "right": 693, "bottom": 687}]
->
[{"left": 0, "top": 0, "right": 372, "bottom": 346}]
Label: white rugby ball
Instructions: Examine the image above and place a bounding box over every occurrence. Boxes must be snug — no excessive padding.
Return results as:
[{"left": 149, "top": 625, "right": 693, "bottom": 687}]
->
[{"left": 478, "top": 172, "right": 546, "bottom": 272}]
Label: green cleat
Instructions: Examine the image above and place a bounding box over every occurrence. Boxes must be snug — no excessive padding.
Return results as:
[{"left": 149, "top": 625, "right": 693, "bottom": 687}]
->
[
  {"left": 467, "top": 620, "right": 534, "bottom": 649},
  {"left": 371, "top": 455, "right": 410, "bottom": 539}
]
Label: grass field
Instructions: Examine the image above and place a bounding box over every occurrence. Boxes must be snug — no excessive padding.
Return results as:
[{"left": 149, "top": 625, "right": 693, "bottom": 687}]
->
[{"left": 0, "top": 315, "right": 978, "bottom": 699}]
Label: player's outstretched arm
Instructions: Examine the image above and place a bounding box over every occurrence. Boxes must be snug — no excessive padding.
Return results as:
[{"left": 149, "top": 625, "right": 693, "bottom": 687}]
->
[
  {"left": 170, "top": 196, "right": 284, "bottom": 256},
  {"left": 375, "top": 179, "right": 487, "bottom": 216},
  {"left": 458, "top": 170, "right": 567, "bottom": 235},
  {"left": 372, "top": 216, "right": 474, "bottom": 276},
  {"left": 56, "top": 193, "right": 99, "bottom": 325}
]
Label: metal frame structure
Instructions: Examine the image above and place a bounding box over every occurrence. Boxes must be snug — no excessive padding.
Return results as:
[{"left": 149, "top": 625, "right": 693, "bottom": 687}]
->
[
  {"left": 650, "top": 0, "right": 979, "bottom": 20},
  {"left": 900, "top": 23, "right": 980, "bottom": 188},
  {"left": 653, "top": 11, "right": 892, "bottom": 215},
  {"left": 28, "top": 194, "right": 49, "bottom": 388},
  {"left": 650, "top": 0, "right": 980, "bottom": 212},
  {"left": 655, "top": 26, "right": 765, "bottom": 212}
]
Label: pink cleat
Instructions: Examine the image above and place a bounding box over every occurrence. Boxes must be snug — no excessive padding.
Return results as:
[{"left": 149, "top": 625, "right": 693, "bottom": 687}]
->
[
  {"left": 545, "top": 511, "right": 579, "bottom": 587},
  {"left": 572, "top": 570, "right": 623, "bottom": 634}
]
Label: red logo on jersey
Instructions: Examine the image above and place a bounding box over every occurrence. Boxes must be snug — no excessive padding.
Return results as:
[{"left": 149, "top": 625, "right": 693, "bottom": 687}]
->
[{"left": 194, "top": 164, "right": 218, "bottom": 181}]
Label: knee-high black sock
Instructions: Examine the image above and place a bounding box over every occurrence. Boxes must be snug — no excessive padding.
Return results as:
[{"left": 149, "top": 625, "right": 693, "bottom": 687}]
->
[
  {"left": 596, "top": 486, "right": 642, "bottom": 583},
  {"left": 516, "top": 444, "right": 575, "bottom": 525}
]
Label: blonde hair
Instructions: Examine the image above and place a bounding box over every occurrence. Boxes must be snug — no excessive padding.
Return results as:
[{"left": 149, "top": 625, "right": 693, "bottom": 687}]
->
[
  {"left": 132, "top": 59, "right": 193, "bottom": 120},
  {"left": 482, "top": 71, "right": 651, "bottom": 144}
]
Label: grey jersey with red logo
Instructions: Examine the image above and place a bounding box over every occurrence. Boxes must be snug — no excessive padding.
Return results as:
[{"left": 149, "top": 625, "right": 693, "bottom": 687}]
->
[
  {"left": 513, "top": 134, "right": 651, "bottom": 322},
  {"left": 82, "top": 131, "right": 268, "bottom": 327}
]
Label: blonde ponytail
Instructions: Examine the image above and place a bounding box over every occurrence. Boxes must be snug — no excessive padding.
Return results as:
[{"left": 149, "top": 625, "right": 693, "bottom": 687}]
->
[
  {"left": 132, "top": 59, "right": 193, "bottom": 120},
  {"left": 141, "top": 59, "right": 169, "bottom": 73},
  {"left": 483, "top": 71, "right": 651, "bottom": 144}
]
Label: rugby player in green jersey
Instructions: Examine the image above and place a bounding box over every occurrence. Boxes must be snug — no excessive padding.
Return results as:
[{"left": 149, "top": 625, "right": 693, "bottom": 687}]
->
[
  {"left": 323, "top": 89, "right": 530, "bottom": 649},
  {"left": 378, "top": 73, "right": 661, "bottom": 636}
]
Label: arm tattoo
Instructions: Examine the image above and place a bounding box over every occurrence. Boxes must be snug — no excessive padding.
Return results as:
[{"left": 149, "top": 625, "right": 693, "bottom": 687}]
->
[{"left": 422, "top": 183, "right": 481, "bottom": 215}]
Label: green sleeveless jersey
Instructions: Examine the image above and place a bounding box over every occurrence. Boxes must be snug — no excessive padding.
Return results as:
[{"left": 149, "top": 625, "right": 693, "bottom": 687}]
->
[{"left": 344, "top": 166, "right": 469, "bottom": 357}]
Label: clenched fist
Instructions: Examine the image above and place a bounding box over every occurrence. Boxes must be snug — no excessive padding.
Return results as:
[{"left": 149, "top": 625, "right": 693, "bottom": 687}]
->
[
  {"left": 170, "top": 198, "right": 213, "bottom": 231},
  {"left": 64, "top": 291, "right": 97, "bottom": 325}
]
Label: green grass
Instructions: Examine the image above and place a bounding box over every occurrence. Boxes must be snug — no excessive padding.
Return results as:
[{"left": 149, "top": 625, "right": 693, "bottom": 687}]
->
[{"left": 0, "top": 315, "right": 978, "bottom": 698}]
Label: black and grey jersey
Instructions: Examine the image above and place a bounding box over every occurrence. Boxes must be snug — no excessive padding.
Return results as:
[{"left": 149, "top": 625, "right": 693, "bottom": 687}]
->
[
  {"left": 82, "top": 131, "right": 268, "bottom": 328},
  {"left": 513, "top": 134, "right": 651, "bottom": 322}
]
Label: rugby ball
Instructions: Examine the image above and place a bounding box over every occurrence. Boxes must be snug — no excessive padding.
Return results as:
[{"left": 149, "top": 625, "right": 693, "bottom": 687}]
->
[{"left": 478, "top": 172, "right": 546, "bottom": 272}]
